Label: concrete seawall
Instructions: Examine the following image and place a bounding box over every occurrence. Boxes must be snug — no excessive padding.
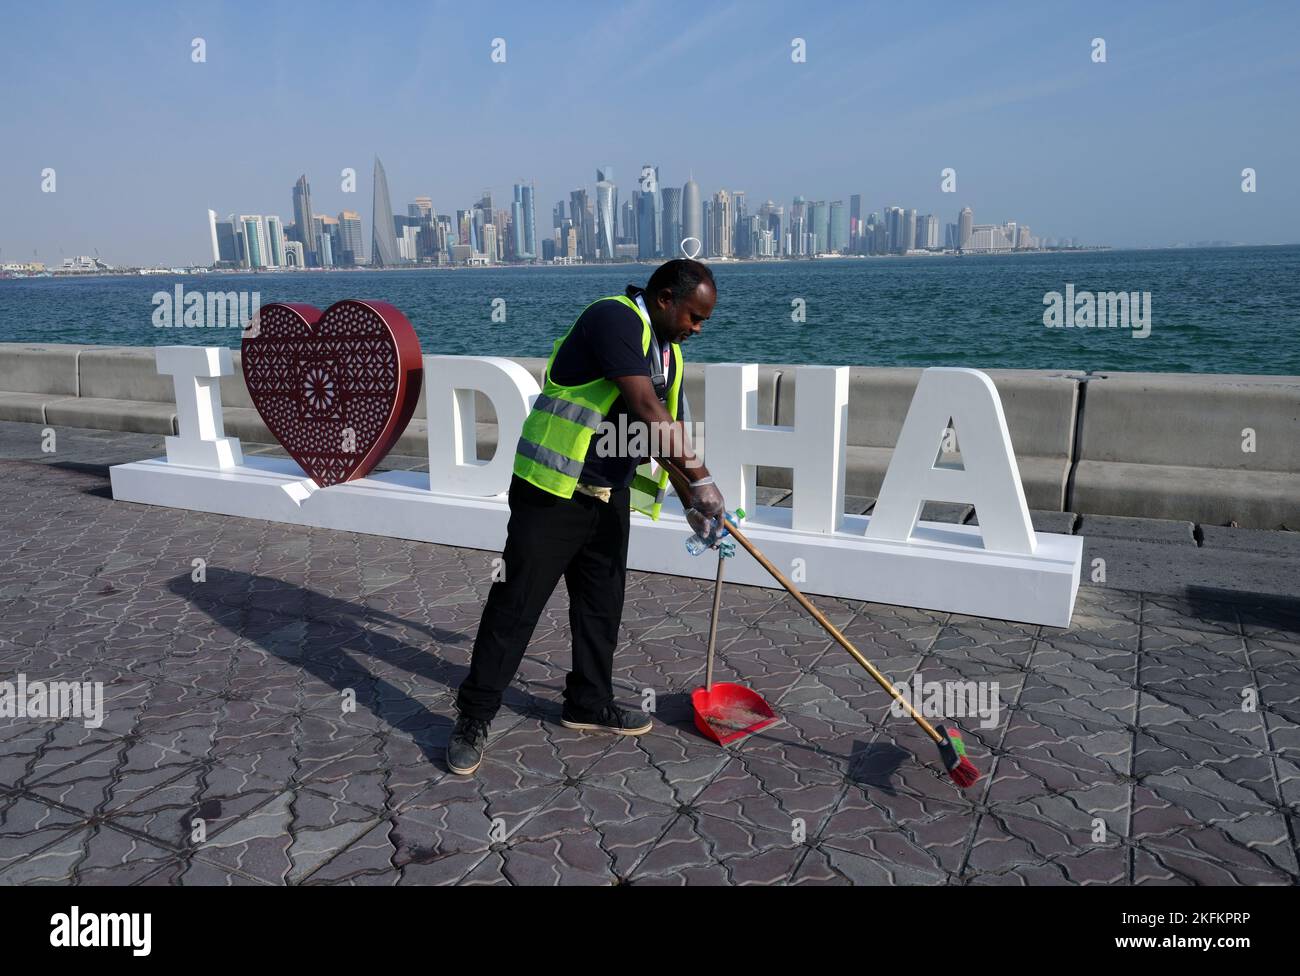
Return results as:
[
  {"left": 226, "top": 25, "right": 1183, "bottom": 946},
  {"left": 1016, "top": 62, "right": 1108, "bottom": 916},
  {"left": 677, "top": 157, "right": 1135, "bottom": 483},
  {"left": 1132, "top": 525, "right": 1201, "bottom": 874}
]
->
[{"left": 2, "top": 342, "right": 1297, "bottom": 529}]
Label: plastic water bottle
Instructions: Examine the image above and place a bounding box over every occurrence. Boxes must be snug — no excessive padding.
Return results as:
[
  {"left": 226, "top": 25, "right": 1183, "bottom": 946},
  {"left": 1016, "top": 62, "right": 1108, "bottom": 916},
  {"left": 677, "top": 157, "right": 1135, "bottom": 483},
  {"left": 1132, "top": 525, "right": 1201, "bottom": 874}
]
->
[{"left": 685, "top": 507, "right": 744, "bottom": 556}]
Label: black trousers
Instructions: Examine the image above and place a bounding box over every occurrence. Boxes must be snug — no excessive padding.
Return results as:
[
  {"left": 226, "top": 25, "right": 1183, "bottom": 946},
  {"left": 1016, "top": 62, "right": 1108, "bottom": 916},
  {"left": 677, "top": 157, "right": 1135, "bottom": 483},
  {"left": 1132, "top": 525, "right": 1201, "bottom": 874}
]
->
[{"left": 455, "top": 475, "right": 631, "bottom": 722}]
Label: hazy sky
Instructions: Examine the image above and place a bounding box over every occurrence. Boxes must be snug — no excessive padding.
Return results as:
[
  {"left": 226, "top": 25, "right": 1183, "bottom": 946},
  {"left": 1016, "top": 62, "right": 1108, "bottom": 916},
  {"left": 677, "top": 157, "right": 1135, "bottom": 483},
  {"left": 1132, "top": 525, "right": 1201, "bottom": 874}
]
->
[{"left": 2, "top": 0, "right": 1298, "bottom": 266}]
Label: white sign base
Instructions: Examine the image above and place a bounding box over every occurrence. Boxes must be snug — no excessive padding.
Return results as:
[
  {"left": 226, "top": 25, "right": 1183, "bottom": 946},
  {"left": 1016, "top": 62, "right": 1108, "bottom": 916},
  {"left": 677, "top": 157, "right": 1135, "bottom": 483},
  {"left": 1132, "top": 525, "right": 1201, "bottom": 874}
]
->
[{"left": 109, "top": 454, "right": 1082, "bottom": 627}]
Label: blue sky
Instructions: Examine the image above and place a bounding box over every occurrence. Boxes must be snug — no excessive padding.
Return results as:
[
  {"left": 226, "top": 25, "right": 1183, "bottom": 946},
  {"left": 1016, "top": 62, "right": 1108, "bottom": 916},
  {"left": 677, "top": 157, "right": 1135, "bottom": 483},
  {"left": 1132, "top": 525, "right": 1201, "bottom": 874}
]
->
[{"left": 2, "top": 0, "right": 1297, "bottom": 265}]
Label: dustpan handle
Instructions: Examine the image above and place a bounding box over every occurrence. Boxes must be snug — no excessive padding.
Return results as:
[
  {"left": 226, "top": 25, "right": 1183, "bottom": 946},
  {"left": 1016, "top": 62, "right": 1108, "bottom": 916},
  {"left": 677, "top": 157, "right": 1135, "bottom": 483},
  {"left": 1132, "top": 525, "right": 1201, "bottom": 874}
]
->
[{"left": 704, "top": 547, "right": 725, "bottom": 690}]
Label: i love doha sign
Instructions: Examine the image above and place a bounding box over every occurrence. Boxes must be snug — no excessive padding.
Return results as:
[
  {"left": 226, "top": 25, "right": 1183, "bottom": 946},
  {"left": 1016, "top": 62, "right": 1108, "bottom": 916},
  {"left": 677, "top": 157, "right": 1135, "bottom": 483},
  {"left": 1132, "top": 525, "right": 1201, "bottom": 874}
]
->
[{"left": 109, "top": 298, "right": 1082, "bottom": 626}]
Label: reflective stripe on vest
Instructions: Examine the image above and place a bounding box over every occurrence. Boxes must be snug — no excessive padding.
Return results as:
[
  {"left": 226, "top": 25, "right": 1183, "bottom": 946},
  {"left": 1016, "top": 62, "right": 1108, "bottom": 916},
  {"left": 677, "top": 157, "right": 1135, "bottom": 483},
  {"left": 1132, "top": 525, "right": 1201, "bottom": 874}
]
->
[
  {"left": 531, "top": 393, "right": 605, "bottom": 429},
  {"left": 515, "top": 437, "right": 586, "bottom": 479},
  {"left": 512, "top": 293, "right": 682, "bottom": 520}
]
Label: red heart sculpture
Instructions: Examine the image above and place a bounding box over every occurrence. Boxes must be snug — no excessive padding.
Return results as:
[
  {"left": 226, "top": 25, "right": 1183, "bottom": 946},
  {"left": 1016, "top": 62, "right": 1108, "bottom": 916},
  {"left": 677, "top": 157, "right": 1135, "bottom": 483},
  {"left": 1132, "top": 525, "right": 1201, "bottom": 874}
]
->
[{"left": 242, "top": 300, "right": 423, "bottom": 487}]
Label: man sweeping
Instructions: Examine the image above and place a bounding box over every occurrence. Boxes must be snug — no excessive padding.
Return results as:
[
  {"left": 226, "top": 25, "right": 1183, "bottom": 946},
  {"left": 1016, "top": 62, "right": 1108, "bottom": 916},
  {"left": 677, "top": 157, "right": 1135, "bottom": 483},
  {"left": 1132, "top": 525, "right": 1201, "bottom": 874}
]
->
[{"left": 447, "top": 259, "right": 725, "bottom": 775}]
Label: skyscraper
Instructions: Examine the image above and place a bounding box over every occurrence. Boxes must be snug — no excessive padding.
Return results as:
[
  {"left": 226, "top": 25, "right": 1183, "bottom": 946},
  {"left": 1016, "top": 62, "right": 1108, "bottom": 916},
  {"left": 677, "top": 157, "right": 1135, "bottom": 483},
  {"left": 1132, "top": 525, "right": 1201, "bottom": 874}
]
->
[
  {"left": 660, "top": 186, "right": 683, "bottom": 261},
  {"left": 512, "top": 182, "right": 537, "bottom": 260},
  {"left": 206, "top": 210, "right": 239, "bottom": 266},
  {"left": 292, "top": 175, "right": 317, "bottom": 266},
  {"left": 434, "top": 214, "right": 454, "bottom": 261},
  {"left": 207, "top": 209, "right": 220, "bottom": 265},
  {"left": 581, "top": 198, "right": 595, "bottom": 261},
  {"left": 493, "top": 209, "right": 509, "bottom": 262},
  {"left": 453, "top": 210, "right": 475, "bottom": 252},
  {"left": 711, "top": 190, "right": 731, "bottom": 257},
  {"left": 918, "top": 214, "right": 940, "bottom": 250},
  {"left": 886, "top": 207, "right": 904, "bottom": 253},
  {"left": 650, "top": 169, "right": 663, "bottom": 256},
  {"left": 409, "top": 199, "right": 435, "bottom": 260},
  {"left": 682, "top": 178, "right": 703, "bottom": 256},
  {"left": 398, "top": 224, "right": 421, "bottom": 261},
  {"left": 338, "top": 210, "right": 363, "bottom": 266},
  {"left": 763, "top": 202, "right": 784, "bottom": 257},
  {"left": 829, "top": 200, "right": 848, "bottom": 253},
  {"left": 523, "top": 183, "right": 538, "bottom": 258},
  {"left": 238, "top": 215, "right": 268, "bottom": 268},
  {"left": 569, "top": 188, "right": 592, "bottom": 261},
  {"left": 789, "top": 196, "right": 807, "bottom": 255},
  {"left": 958, "top": 207, "right": 973, "bottom": 252},
  {"left": 746, "top": 214, "right": 771, "bottom": 257},
  {"left": 265, "top": 215, "right": 286, "bottom": 268},
  {"left": 371, "top": 156, "right": 400, "bottom": 267},
  {"left": 315, "top": 214, "right": 340, "bottom": 267},
  {"left": 595, "top": 168, "right": 617, "bottom": 260},
  {"left": 806, "top": 201, "right": 828, "bottom": 254},
  {"left": 621, "top": 198, "right": 636, "bottom": 245},
  {"left": 510, "top": 200, "right": 523, "bottom": 258},
  {"left": 868, "top": 212, "right": 879, "bottom": 253},
  {"left": 636, "top": 165, "right": 660, "bottom": 259},
  {"left": 471, "top": 207, "right": 487, "bottom": 255}
]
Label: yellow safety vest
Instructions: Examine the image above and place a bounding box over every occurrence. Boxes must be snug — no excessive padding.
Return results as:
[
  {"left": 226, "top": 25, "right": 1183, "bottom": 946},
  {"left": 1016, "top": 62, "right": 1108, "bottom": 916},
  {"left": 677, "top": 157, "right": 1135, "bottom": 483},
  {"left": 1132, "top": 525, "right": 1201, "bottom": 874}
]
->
[{"left": 513, "top": 294, "right": 682, "bottom": 519}]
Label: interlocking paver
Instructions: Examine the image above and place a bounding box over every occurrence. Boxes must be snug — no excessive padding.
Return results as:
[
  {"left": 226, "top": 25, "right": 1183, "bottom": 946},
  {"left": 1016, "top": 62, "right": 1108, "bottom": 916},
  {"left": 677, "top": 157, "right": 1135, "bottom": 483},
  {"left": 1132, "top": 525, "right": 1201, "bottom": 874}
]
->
[
  {"left": 2, "top": 423, "right": 1299, "bottom": 884},
  {"left": 0, "top": 821, "right": 176, "bottom": 884}
]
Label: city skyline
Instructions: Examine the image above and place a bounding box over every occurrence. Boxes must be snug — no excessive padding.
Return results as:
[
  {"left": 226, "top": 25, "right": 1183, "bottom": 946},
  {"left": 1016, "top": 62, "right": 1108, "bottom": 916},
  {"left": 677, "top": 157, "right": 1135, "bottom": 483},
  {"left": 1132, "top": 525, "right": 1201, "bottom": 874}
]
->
[
  {"left": 197, "top": 153, "right": 1078, "bottom": 274},
  {"left": 3, "top": 1, "right": 1298, "bottom": 265}
]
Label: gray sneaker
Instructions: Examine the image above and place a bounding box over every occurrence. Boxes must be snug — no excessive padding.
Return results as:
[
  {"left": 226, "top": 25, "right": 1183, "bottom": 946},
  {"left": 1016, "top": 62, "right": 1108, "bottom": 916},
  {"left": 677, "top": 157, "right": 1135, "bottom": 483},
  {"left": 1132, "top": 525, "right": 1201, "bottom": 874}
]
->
[
  {"left": 447, "top": 713, "right": 491, "bottom": 775},
  {"left": 560, "top": 702, "right": 653, "bottom": 736}
]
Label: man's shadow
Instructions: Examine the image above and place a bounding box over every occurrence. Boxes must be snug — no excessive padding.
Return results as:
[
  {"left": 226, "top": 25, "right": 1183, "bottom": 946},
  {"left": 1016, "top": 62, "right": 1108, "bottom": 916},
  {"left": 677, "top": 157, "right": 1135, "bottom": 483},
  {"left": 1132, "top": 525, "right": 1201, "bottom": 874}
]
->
[
  {"left": 168, "top": 568, "right": 861, "bottom": 771},
  {"left": 167, "top": 567, "right": 533, "bottom": 767}
]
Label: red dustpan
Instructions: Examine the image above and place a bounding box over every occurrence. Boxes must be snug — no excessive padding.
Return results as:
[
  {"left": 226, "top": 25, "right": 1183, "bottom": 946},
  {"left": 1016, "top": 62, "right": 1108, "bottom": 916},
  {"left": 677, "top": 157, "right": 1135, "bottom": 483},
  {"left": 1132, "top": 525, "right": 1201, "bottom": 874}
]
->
[{"left": 691, "top": 539, "right": 779, "bottom": 745}]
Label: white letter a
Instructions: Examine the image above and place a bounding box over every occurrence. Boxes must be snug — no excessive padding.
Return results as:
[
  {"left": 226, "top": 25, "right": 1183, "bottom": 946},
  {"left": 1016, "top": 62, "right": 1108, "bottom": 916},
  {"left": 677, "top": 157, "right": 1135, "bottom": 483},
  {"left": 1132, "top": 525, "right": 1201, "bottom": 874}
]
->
[{"left": 865, "top": 368, "right": 1035, "bottom": 554}]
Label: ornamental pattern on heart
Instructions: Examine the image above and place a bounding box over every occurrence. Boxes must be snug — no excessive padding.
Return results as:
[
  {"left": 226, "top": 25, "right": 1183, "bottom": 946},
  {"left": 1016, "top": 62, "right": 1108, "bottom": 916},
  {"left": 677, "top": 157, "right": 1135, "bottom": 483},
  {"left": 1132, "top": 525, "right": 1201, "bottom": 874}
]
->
[{"left": 242, "top": 300, "right": 422, "bottom": 487}]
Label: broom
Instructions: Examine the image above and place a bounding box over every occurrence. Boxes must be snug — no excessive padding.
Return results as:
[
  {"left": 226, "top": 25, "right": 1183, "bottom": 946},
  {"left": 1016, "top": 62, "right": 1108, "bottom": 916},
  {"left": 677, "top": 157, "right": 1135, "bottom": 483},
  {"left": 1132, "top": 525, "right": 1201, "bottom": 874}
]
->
[{"left": 665, "top": 460, "right": 980, "bottom": 788}]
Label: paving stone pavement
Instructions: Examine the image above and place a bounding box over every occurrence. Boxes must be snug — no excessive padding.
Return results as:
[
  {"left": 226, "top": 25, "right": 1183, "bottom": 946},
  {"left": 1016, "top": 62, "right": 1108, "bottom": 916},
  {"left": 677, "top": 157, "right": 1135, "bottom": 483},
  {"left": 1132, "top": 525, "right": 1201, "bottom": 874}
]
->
[{"left": 1, "top": 423, "right": 1298, "bottom": 885}]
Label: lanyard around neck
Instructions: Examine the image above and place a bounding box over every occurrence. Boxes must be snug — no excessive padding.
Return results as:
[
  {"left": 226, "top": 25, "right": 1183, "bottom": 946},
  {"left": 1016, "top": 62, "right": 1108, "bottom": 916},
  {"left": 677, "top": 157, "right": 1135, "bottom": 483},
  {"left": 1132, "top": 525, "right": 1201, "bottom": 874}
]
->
[{"left": 635, "top": 293, "right": 671, "bottom": 389}]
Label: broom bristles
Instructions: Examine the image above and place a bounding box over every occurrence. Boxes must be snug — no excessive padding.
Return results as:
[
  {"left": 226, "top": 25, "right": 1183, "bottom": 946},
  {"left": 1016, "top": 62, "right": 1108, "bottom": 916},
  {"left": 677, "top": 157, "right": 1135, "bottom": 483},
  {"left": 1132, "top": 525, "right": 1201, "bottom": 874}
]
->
[
  {"left": 947, "top": 756, "right": 981, "bottom": 788},
  {"left": 935, "top": 724, "right": 981, "bottom": 788}
]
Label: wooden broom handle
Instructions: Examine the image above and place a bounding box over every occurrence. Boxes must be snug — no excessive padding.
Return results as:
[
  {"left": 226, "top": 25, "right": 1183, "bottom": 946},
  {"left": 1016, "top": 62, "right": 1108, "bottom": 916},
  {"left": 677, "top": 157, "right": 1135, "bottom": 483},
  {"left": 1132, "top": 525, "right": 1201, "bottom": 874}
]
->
[{"left": 662, "top": 457, "right": 942, "bottom": 744}]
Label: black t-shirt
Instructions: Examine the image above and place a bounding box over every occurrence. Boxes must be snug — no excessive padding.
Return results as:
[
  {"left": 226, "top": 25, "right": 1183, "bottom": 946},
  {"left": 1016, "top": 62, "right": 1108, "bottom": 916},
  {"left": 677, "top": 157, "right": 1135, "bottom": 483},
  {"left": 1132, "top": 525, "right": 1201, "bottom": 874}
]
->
[{"left": 548, "top": 285, "right": 678, "bottom": 489}]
